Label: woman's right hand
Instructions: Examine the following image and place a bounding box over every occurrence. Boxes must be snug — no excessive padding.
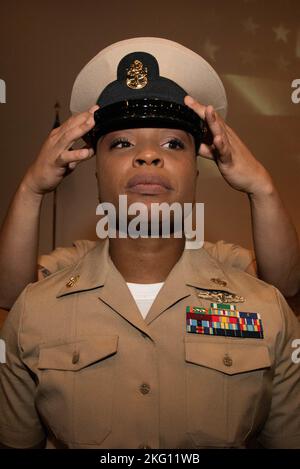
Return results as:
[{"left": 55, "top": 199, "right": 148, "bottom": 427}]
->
[{"left": 23, "top": 105, "right": 99, "bottom": 195}]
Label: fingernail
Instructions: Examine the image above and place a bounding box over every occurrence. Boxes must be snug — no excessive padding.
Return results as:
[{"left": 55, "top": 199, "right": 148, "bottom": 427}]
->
[
  {"left": 89, "top": 105, "right": 99, "bottom": 113},
  {"left": 186, "top": 96, "right": 195, "bottom": 104}
]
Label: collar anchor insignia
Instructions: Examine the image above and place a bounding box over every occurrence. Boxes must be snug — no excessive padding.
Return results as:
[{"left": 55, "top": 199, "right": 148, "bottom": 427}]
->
[
  {"left": 66, "top": 275, "right": 80, "bottom": 288},
  {"left": 210, "top": 277, "right": 227, "bottom": 287}
]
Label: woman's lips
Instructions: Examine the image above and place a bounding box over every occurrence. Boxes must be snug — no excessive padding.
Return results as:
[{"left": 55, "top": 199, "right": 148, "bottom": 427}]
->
[
  {"left": 126, "top": 183, "right": 170, "bottom": 195},
  {"left": 126, "top": 174, "right": 173, "bottom": 195}
]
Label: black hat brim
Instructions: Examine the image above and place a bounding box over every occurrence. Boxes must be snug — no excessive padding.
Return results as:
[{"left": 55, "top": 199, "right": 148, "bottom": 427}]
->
[{"left": 83, "top": 99, "right": 211, "bottom": 152}]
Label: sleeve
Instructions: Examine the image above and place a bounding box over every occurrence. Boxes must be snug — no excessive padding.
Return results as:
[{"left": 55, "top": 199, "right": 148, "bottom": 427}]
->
[
  {"left": 204, "top": 240, "right": 257, "bottom": 276},
  {"left": 0, "top": 288, "right": 46, "bottom": 448},
  {"left": 37, "top": 239, "right": 97, "bottom": 280},
  {"left": 258, "top": 289, "right": 300, "bottom": 448},
  {"left": 37, "top": 246, "right": 79, "bottom": 280}
]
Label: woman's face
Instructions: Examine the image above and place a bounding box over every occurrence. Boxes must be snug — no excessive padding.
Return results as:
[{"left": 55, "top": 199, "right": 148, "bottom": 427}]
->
[{"left": 95, "top": 127, "right": 199, "bottom": 216}]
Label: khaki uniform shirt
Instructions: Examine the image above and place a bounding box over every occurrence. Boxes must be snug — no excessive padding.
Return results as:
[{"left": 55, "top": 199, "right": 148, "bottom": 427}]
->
[{"left": 1, "top": 239, "right": 299, "bottom": 449}]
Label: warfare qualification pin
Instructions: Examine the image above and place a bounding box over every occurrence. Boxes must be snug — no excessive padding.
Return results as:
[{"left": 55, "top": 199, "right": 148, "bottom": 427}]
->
[
  {"left": 197, "top": 289, "right": 245, "bottom": 304},
  {"left": 126, "top": 60, "right": 148, "bottom": 89}
]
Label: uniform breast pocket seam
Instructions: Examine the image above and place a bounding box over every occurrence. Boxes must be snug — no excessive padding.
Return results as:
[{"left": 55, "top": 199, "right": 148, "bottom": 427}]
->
[
  {"left": 184, "top": 338, "right": 271, "bottom": 375},
  {"left": 37, "top": 335, "right": 119, "bottom": 371}
]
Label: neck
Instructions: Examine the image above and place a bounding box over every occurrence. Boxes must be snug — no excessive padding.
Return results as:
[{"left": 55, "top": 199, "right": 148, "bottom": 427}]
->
[{"left": 109, "top": 235, "right": 186, "bottom": 283}]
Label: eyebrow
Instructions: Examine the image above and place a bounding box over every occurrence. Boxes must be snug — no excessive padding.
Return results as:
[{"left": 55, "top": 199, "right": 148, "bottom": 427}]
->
[
  {"left": 100, "top": 128, "right": 193, "bottom": 145},
  {"left": 158, "top": 129, "right": 192, "bottom": 140},
  {"left": 104, "top": 129, "right": 135, "bottom": 140}
]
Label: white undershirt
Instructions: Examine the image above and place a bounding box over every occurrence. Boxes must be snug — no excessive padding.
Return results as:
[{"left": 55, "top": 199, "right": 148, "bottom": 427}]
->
[{"left": 126, "top": 282, "right": 164, "bottom": 319}]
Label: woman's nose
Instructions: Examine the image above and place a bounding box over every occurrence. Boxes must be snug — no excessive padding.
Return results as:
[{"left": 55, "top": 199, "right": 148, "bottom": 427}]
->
[{"left": 133, "top": 145, "right": 164, "bottom": 167}]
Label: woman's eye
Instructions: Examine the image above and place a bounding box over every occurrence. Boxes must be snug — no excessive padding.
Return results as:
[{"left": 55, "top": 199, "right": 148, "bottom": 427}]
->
[
  {"left": 163, "top": 139, "right": 185, "bottom": 150},
  {"left": 110, "top": 138, "right": 133, "bottom": 149}
]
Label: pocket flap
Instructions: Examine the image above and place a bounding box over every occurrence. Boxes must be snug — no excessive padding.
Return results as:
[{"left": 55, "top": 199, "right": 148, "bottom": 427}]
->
[
  {"left": 185, "top": 338, "right": 271, "bottom": 375},
  {"left": 38, "top": 335, "right": 119, "bottom": 371}
]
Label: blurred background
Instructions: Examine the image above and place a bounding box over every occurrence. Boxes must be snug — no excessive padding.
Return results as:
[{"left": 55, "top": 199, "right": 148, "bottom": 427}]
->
[{"left": 0, "top": 0, "right": 299, "bottom": 255}]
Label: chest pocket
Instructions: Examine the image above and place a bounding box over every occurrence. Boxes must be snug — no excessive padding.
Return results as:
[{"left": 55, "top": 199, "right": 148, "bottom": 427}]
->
[
  {"left": 184, "top": 337, "right": 272, "bottom": 448},
  {"left": 36, "top": 335, "right": 118, "bottom": 446}
]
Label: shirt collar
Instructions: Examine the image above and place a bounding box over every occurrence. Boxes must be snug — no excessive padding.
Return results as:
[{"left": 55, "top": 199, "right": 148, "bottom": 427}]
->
[{"left": 56, "top": 239, "right": 236, "bottom": 299}]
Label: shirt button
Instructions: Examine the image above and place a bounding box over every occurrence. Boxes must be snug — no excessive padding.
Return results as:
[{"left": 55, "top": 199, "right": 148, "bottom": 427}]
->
[
  {"left": 139, "top": 383, "right": 151, "bottom": 395},
  {"left": 223, "top": 354, "right": 233, "bottom": 367},
  {"left": 72, "top": 351, "right": 80, "bottom": 364}
]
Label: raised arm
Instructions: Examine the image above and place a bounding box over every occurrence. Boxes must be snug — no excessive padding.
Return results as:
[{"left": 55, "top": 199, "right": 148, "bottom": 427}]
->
[
  {"left": 0, "top": 106, "right": 99, "bottom": 310},
  {"left": 0, "top": 181, "right": 43, "bottom": 310},
  {"left": 185, "top": 96, "right": 300, "bottom": 297},
  {"left": 248, "top": 183, "right": 300, "bottom": 297}
]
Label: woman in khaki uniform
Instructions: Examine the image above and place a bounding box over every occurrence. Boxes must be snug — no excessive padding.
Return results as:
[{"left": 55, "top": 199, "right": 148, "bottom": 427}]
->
[
  {"left": 0, "top": 45, "right": 299, "bottom": 315},
  {"left": 0, "top": 38, "right": 300, "bottom": 449}
]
